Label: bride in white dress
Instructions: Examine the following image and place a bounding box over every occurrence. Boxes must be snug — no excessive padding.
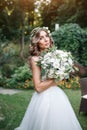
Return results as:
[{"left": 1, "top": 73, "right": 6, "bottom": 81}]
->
[{"left": 15, "top": 27, "right": 82, "bottom": 130}]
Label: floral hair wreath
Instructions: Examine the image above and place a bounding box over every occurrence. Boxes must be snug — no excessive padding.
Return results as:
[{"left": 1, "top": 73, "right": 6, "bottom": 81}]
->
[{"left": 30, "top": 26, "right": 51, "bottom": 40}]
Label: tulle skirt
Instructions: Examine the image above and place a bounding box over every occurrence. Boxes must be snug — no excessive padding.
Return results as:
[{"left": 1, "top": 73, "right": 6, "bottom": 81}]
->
[{"left": 15, "top": 86, "right": 82, "bottom": 130}]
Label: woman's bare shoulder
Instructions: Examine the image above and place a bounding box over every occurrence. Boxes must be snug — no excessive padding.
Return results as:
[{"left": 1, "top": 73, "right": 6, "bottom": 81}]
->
[
  {"left": 31, "top": 56, "right": 39, "bottom": 62},
  {"left": 30, "top": 56, "right": 39, "bottom": 67},
  {"left": 30, "top": 56, "right": 40, "bottom": 71}
]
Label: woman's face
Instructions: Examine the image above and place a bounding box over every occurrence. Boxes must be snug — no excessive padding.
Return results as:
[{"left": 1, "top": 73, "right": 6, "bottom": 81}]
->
[{"left": 38, "top": 30, "right": 51, "bottom": 51}]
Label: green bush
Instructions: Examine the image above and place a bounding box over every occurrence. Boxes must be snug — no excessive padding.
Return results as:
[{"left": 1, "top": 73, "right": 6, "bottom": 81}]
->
[
  {"left": 0, "top": 76, "right": 7, "bottom": 87},
  {"left": 0, "top": 42, "right": 25, "bottom": 79},
  {"left": 52, "top": 23, "right": 87, "bottom": 66},
  {"left": 5, "top": 63, "right": 32, "bottom": 89},
  {"left": 12, "top": 63, "right": 32, "bottom": 81},
  {"left": 1, "top": 64, "right": 16, "bottom": 78}
]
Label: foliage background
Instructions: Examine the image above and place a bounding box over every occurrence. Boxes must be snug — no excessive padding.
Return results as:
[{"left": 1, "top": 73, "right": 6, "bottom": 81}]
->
[{"left": 0, "top": 0, "right": 87, "bottom": 89}]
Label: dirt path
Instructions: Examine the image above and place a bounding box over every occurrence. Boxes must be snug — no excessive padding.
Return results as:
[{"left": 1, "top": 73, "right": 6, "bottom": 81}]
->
[{"left": 0, "top": 87, "right": 22, "bottom": 95}]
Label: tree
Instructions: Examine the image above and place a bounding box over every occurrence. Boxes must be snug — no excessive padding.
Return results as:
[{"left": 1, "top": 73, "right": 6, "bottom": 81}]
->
[
  {"left": 75, "top": 0, "right": 87, "bottom": 27},
  {"left": 39, "top": 0, "right": 87, "bottom": 28},
  {"left": 0, "top": 0, "right": 35, "bottom": 59},
  {"left": 0, "top": 0, "right": 15, "bottom": 39},
  {"left": 40, "top": 0, "right": 63, "bottom": 29},
  {"left": 14, "top": 0, "right": 34, "bottom": 59},
  {"left": 55, "top": 0, "right": 87, "bottom": 27}
]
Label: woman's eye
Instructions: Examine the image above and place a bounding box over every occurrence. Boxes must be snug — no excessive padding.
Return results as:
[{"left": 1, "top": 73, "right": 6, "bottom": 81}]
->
[
  {"left": 46, "top": 34, "right": 49, "bottom": 37},
  {"left": 39, "top": 35, "right": 49, "bottom": 40},
  {"left": 40, "top": 37, "right": 43, "bottom": 40}
]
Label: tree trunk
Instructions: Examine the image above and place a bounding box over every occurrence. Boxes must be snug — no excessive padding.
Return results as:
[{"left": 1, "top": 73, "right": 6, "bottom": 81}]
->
[{"left": 20, "top": 11, "right": 25, "bottom": 60}]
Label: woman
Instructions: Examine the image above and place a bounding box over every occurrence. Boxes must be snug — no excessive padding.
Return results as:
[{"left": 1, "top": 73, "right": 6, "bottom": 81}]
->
[{"left": 15, "top": 27, "right": 82, "bottom": 130}]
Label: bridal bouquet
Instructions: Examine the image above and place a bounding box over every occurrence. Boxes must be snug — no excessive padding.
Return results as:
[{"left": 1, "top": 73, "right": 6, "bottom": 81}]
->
[{"left": 38, "top": 46, "right": 75, "bottom": 81}]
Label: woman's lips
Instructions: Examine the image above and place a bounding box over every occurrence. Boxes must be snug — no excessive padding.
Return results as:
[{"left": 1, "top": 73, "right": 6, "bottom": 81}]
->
[{"left": 45, "top": 43, "right": 50, "bottom": 46}]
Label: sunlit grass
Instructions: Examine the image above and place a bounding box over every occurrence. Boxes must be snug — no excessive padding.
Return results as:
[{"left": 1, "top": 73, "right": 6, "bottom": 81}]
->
[
  {"left": 0, "top": 90, "right": 34, "bottom": 130},
  {"left": 0, "top": 89, "right": 87, "bottom": 130},
  {"left": 64, "top": 89, "right": 87, "bottom": 130}
]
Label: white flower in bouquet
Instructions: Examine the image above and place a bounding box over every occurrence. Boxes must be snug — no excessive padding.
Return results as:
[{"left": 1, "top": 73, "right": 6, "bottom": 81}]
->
[{"left": 38, "top": 46, "right": 75, "bottom": 81}]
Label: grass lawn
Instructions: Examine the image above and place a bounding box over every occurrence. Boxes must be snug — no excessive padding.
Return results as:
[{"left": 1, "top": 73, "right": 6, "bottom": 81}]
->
[{"left": 0, "top": 88, "right": 87, "bottom": 130}]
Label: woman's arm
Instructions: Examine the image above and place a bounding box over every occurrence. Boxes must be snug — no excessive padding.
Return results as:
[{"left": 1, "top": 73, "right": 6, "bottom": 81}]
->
[{"left": 30, "top": 56, "right": 56, "bottom": 93}]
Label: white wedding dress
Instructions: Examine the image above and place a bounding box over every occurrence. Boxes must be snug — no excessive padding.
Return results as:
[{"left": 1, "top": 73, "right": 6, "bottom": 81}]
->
[{"left": 15, "top": 85, "right": 82, "bottom": 130}]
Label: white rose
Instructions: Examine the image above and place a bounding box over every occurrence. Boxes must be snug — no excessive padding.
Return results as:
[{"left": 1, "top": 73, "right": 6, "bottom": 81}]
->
[{"left": 68, "top": 58, "right": 73, "bottom": 65}]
